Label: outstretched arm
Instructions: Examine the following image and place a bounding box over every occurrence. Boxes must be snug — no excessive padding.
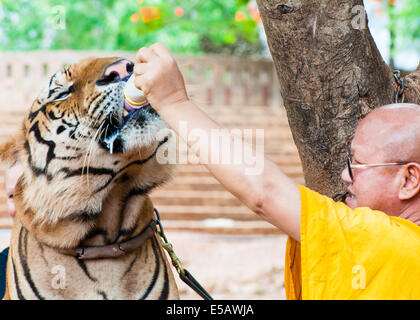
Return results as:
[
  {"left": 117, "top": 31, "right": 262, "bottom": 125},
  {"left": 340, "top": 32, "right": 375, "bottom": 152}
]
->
[{"left": 134, "top": 43, "right": 301, "bottom": 241}]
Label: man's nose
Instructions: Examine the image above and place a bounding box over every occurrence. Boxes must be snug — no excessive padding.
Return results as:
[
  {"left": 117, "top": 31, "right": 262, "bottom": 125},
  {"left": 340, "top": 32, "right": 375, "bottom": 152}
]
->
[
  {"left": 103, "top": 59, "right": 134, "bottom": 82},
  {"left": 341, "top": 166, "right": 352, "bottom": 183}
]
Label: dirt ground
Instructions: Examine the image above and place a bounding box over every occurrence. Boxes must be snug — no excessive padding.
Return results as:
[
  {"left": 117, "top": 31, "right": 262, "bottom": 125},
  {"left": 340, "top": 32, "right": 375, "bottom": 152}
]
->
[
  {"left": 0, "top": 230, "right": 288, "bottom": 300},
  {"left": 167, "top": 231, "right": 288, "bottom": 300}
]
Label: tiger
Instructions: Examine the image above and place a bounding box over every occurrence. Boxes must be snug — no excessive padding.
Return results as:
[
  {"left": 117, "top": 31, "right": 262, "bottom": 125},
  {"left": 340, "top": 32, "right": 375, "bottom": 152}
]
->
[{"left": 0, "top": 56, "right": 180, "bottom": 299}]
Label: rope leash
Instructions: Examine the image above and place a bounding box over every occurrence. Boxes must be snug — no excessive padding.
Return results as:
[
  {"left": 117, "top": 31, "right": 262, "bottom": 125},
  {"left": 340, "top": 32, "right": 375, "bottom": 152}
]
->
[
  {"left": 154, "top": 208, "right": 213, "bottom": 300},
  {"left": 393, "top": 70, "right": 405, "bottom": 103}
]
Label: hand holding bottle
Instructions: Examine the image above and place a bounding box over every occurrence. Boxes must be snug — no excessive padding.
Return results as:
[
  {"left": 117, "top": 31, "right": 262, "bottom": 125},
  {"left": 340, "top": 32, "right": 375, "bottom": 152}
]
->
[{"left": 132, "top": 43, "right": 189, "bottom": 112}]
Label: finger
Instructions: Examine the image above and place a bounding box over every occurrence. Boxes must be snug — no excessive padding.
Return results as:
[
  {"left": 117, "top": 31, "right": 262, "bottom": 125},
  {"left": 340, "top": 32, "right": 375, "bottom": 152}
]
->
[
  {"left": 134, "top": 75, "right": 150, "bottom": 95},
  {"left": 133, "top": 63, "right": 147, "bottom": 76},
  {"left": 135, "top": 46, "right": 157, "bottom": 63},
  {"left": 150, "top": 42, "right": 172, "bottom": 59}
]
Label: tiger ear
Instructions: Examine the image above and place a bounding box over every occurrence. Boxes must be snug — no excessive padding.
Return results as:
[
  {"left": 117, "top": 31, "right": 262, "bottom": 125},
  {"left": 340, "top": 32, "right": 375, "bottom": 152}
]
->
[{"left": 0, "top": 130, "right": 24, "bottom": 165}]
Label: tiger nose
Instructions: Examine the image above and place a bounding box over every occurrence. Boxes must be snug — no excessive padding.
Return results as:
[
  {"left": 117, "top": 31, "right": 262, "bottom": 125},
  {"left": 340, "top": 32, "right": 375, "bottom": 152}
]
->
[{"left": 103, "top": 59, "right": 134, "bottom": 82}]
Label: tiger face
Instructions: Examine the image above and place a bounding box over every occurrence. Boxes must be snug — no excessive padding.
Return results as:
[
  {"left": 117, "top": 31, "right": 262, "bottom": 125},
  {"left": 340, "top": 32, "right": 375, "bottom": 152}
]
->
[
  {"left": 3, "top": 57, "right": 173, "bottom": 227},
  {"left": 30, "top": 56, "right": 169, "bottom": 159}
]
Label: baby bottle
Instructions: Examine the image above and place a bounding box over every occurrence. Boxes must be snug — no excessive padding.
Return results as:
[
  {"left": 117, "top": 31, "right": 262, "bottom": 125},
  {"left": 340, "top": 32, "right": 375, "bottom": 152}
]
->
[{"left": 124, "top": 74, "right": 149, "bottom": 110}]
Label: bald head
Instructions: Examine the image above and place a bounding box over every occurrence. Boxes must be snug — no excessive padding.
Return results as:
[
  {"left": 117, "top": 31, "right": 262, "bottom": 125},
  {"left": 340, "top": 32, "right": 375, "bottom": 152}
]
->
[
  {"left": 344, "top": 103, "right": 420, "bottom": 217},
  {"left": 355, "top": 103, "right": 420, "bottom": 163}
]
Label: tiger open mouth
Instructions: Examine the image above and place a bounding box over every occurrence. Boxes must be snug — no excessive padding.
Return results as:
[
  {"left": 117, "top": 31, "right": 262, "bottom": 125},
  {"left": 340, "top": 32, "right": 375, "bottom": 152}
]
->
[
  {"left": 99, "top": 102, "right": 152, "bottom": 154},
  {"left": 95, "top": 59, "right": 166, "bottom": 155}
]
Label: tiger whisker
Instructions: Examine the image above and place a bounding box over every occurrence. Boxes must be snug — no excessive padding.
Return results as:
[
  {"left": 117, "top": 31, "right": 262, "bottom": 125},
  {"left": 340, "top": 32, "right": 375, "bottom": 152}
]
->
[
  {"left": 86, "top": 123, "right": 109, "bottom": 179},
  {"left": 82, "top": 121, "right": 106, "bottom": 186},
  {"left": 70, "top": 111, "right": 104, "bottom": 152}
]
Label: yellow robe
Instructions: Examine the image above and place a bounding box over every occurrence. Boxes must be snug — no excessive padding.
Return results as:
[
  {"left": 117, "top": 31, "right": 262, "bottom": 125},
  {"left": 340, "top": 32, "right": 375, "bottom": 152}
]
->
[{"left": 285, "top": 185, "right": 420, "bottom": 299}]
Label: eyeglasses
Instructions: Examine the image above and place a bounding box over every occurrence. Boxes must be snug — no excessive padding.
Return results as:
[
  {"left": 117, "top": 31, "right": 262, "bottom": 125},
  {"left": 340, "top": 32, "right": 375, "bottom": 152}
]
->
[{"left": 346, "top": 152, "right": 411, "bottom": 181}]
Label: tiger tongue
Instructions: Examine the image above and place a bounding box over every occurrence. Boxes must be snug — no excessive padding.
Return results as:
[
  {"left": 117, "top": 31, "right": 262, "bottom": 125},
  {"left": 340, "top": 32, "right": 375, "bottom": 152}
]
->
[{"left": 124, "top": 99, "right": 146, "bottom": 112}]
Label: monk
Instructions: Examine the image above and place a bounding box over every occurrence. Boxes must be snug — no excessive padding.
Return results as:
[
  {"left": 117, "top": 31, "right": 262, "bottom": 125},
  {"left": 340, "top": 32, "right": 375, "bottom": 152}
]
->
[{"left": 133, "top": 42, "right": 420, "bottom": 299}]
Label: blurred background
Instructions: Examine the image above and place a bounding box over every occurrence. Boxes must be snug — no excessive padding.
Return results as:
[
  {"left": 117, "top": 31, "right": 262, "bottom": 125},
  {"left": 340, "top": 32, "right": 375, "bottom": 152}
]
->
[
  {"left": 0, "top": 0, "right": 266, "bottom": 55},
  {"left": 0, "top": 0, "right": 419, "bottom": 300},
  {"left": 0, "top": 0, "right": 418, "bottom": 65}
]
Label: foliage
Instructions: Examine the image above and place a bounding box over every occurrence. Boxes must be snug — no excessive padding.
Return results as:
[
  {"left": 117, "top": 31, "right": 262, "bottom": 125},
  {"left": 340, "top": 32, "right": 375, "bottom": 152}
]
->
[
  {"left": 0, "top": 0, "right": 264, "bottom": 56},
  {"left": 396, "top": 0, "right": 420, "bottom": 48},
  {"left": 1, "top": 0, "right": 418, "bottom": 58},
  {"left": 376, "top": 0, "right": 420, "bottom": 59}
]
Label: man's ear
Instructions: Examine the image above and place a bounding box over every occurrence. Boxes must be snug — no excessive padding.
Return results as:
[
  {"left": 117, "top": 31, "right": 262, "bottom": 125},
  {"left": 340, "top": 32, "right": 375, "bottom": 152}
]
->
[
  {"left": 0, "top": 130, "right": 24, "bottom": 165},
  {"left": 399, "top": 163, "right": 420, "bottom": 200}
]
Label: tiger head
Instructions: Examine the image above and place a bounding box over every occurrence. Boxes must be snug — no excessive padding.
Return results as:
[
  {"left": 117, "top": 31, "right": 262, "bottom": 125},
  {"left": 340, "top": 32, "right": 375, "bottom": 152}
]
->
[{"left": 0, "top": 57, "right": 174, "bottom": 233}]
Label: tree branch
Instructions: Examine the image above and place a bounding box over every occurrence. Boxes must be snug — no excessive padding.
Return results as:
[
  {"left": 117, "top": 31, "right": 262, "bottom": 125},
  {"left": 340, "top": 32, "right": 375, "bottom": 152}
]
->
[
  {"left": 403, "top": 64, "right": 420, "bottom": 104},
  {"left": 256, "top": 0, "right": 416, "bottom": 196}
]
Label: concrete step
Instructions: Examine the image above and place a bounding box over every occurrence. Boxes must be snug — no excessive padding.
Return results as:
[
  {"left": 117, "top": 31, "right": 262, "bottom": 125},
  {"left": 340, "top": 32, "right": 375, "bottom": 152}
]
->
[
  {"left": 171, "top": 149, "right": 300, "bottom": 162},
  {"left": 163, "top": 181, "right": 227, "bottom": 191},
  {"left": 179, "top": 154, "right": 301, "bottom": 167},
  {"left": 174, "top": 164, "right": 302, "bottom": 177},
  {"left": 214, "top": 120, "right": 288, "bottom": 127},
  {"left": 155, "top": 205, "right": 259, "bottom": 221},
  {"left": 160, "top": 219, "right": 282, "bottom": 235},
  {"left": 0, "top": 217, "right": 13, "bottom": 229},
  {"left": 203, "top": 105, "right": 286, "bottom": 115},
  {"left": 150, "top": 190, "right": 243, "bottom": 206},
  {"left": 203, "top": 125, "right": 292, "bottom": 134},
  {"left": 164, "top": 175, "right": 305, "bottom": 192}
]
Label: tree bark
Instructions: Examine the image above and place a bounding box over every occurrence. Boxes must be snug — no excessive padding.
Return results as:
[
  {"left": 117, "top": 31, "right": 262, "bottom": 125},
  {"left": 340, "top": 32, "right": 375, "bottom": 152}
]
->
[{"left": 256, "top": 0, "right": 420, "bottom": 196}]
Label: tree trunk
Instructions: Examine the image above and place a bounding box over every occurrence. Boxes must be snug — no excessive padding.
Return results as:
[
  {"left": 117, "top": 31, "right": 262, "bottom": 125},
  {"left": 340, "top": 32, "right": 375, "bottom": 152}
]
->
[{"left": 256, "top": 0, "right": 420, "bottom": 196}]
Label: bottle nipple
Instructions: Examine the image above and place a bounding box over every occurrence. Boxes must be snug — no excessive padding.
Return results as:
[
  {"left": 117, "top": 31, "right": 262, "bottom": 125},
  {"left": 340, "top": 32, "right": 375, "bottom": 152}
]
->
[{"left": 124, "top": 74, "right": 149, "bottom": 110}]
